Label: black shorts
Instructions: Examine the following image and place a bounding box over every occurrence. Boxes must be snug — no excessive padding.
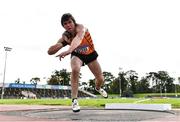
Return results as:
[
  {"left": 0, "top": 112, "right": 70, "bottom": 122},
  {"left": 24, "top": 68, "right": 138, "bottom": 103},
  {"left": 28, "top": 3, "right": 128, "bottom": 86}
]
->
[{"left": 71, "top": 51, "right": 98, "bottom": 66}]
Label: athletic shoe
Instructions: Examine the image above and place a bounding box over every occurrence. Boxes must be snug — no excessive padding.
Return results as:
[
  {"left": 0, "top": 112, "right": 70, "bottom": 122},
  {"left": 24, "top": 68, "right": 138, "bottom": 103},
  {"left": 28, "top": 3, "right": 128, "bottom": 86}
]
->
[
  {"left": 95, "top": 88, "right": 108, "bottom": 98},
  {"left": 72, "top": 99, "right": 80, "bottom": 112}
]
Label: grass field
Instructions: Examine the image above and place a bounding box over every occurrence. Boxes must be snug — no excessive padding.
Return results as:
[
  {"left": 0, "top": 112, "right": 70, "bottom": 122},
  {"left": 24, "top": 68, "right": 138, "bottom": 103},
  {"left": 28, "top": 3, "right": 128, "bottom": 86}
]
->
[
  {"left": 134, "top": 93, "right": 180, "bottom": 98},
  {"left": 0, "top": 98, "right": 180, "bottom": 108}
]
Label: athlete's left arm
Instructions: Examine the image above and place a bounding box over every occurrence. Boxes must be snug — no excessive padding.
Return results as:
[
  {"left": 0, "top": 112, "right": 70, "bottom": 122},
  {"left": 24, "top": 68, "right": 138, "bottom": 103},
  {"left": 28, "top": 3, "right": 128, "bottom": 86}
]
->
[{"left": 56, "top": 25, "right": 87, "bottom": 60}]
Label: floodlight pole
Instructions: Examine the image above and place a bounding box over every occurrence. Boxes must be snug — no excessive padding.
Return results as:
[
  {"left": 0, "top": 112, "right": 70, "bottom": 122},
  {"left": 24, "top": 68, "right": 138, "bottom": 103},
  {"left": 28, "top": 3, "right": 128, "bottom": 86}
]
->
[
  {"left": 1, "top": 47, "right": 12, "bottom": 99},
  {"left": 175, "top": 83, "right": 177, "bottom": 97},
  {"left": 119, "top": 68, "right": 122, "bottom": 97}
]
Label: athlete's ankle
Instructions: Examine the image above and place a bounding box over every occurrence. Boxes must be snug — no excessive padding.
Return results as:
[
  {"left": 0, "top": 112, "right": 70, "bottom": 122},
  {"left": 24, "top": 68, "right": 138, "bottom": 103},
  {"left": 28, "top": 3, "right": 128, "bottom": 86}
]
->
[
  {"left": 72, "top": 98, "right": 77, "bottom": 102},
  {"left": 95, "top": 87, "right": 100, "bottom": 91}
]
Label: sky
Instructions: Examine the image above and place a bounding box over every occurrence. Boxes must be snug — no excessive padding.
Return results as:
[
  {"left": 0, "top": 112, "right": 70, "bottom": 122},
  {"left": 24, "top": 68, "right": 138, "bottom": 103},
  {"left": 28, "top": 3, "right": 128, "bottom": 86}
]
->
[{"left": 0, "top": 0, "right": 180, "bottom": 85}]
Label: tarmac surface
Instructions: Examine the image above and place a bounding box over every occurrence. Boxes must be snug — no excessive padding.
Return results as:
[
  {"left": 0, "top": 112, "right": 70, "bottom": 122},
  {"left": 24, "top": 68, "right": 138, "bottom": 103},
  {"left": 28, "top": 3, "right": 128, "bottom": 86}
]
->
[{"left": 0, "top": 105, "right": 179, "bottom": 122}]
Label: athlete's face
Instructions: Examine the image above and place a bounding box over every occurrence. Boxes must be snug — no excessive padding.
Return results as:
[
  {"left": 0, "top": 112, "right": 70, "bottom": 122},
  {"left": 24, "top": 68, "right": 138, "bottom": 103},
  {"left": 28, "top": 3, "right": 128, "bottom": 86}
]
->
[{"left": 63, "top": 19, "right": 75, "bottom": 32}]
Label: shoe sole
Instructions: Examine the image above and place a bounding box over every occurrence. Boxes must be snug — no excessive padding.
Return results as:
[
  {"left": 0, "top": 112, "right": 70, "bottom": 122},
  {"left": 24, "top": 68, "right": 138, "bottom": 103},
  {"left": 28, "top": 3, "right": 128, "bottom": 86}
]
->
[
  {"left": 104, "top": 95, "right": 108, "bottom": 99},
  {"left": 72, "top": 109, "right": 80, "bottom": 112}
]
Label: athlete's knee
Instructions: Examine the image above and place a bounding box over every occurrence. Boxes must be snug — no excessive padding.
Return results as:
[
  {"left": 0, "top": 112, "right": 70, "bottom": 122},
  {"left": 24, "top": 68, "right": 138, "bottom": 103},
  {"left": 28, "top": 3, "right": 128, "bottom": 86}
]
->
[{"left": 71, "top": 65, "right": 81, "bottom": 74}]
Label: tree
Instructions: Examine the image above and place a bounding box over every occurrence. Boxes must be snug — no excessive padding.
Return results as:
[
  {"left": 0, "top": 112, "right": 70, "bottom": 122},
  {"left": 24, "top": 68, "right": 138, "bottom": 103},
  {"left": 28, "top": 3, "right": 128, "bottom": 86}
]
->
[
  {"left": 58, "top": 69, "right": 71, "bottom": 85},
  {"left": 103, "top": 71, "right": 115, "bottom": 92},
  {"left": 146, "top": 72, "right": 159, "bottom": 93},
  {"left": 178, "top": 77, "right": 180, "bottom": 93},
  {"left": 125, "top": 70, "right": 138, "bottom": 93},
  {"left": 109, "top": 78, "right": 120, "bottom": 94},
  {"left": 87, "top": 79, "right": 96, "bottom": 93},
  {"left": 14, "top": 78, "right": 20, "bottom": 84},
  {"left": 79, "top": 81, "right": 88, "bottom": 90},
  {"left": 30, "top": 77, "right": 40, "bottom": 85},
  {"left": 47, "top": 69, "right": 71, "bottom": 85},
  {"left": 178, "top": 77, "right": 180, "bottom": 84},
  {"left": 154, "top": 71, "right": 174, "bottom": 93},
  {"left": 47, "top": 76, "right": 59, "bottom": 85},
  {"left": 146, "top": 71, "right": 174, "bottom": 94},
  {"left": 109, "top": 69, "right": 128, "bottom": 95},
  {"left": 137, "top": 77, "right": 151, "bottom": 93}
]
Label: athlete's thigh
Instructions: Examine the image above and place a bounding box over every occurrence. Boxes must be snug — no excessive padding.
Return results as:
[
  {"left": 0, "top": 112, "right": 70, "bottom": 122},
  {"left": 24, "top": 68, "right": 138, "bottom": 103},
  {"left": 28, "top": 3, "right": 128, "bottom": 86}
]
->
[
  {"left": 87, "top": 59, "right": 103, "bottom": 77},
  {"left": 71, "top": 56, "right": 83, "bottom": 70}
]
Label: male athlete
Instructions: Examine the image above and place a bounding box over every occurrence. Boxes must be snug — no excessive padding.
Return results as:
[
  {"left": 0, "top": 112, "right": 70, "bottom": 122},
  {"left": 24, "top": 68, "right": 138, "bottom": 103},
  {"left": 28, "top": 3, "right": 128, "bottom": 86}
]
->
[{"left": 48, "top": 13, "right": 108, "bottom": 112}]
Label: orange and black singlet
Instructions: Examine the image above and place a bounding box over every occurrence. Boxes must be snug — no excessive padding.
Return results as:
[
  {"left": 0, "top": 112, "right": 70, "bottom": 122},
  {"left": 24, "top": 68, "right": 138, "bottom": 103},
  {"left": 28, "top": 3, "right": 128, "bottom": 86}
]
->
[{"left": 63, "top": 30, "right": 95, "bottom": 55}]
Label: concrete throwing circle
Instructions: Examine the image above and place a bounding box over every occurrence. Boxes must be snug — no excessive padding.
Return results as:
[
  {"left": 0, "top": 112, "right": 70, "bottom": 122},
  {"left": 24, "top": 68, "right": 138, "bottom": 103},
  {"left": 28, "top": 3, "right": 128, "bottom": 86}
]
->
[{"left": 22, "top": 109, "right": 174, "bottom": 121}]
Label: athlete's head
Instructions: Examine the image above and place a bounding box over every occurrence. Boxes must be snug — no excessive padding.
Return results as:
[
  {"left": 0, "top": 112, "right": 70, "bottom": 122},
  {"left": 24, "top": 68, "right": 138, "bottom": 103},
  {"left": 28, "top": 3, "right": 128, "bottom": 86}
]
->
[
  {"left": 61, "top": 13, "right": 77, "bottom": 32},
  {"left": 61, "top": 13, "right": 76, "bottom": 26}
]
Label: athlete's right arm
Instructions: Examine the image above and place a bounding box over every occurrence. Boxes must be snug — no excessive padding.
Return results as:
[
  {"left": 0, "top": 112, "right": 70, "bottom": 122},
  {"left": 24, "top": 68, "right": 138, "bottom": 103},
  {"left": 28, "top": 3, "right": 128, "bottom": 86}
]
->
[{"left": 47, "top": 37, "right": 67, "bottom": 55}]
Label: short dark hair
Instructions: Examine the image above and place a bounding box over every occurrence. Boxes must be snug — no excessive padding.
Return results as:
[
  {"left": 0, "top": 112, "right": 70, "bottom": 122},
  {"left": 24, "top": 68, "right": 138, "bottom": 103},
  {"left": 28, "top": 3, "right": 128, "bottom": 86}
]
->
[{"left": 61, "top": 13, "right": 76, "bottom": 26}]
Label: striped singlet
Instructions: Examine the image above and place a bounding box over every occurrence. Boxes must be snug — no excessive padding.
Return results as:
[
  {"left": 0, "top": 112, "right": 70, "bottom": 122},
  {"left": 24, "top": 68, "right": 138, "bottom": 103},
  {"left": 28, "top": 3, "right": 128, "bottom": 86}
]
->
[{"left": 63, "top": 30, "right": 95, "bottom": 55}]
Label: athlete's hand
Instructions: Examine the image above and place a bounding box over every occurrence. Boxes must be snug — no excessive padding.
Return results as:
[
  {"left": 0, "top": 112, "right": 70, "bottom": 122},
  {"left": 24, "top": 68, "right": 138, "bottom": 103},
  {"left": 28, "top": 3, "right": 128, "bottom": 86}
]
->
[{"left": 56, "top": 50, "right": 71, "bottom": 61}]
